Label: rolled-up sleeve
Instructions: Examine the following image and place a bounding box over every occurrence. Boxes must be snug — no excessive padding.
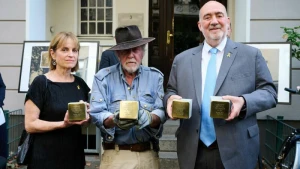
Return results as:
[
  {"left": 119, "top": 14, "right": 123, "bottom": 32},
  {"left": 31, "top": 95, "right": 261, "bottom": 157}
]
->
[
  {"left": 151, "top": 75, "right": 166, "bottom": 123},
  {"left": 148, "top": 73, "right": 166, "bottom": 138},
  {"left": 90, "top": 75, "right": 115, "bottom": 139}
]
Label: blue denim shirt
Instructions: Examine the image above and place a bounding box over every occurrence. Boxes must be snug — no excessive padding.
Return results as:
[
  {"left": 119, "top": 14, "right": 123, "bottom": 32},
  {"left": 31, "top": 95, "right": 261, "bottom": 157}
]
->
[{"left": 90, "top": 64, "right": 166, "bottom": 144}]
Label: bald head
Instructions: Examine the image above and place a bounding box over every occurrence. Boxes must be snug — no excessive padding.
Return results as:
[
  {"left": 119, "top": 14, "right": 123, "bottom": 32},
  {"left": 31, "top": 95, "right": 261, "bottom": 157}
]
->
[
  {"left": 197, "top": 1, "right": 230, "bottom": 47},
  {"left": 199, "top": 1, "right": 228, "bottom": 21}
]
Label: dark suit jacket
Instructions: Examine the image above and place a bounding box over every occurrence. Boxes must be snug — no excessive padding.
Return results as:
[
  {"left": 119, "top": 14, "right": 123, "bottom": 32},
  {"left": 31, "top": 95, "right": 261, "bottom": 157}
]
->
[
  {"left": 0, "top": 73, "right": 5, "bottom": 108},
  {"left": 163, "top": 39, "right": 277, "bottom": 169},
  {"left": 99, "top": 50, "right": 119, "bottom": 70}
]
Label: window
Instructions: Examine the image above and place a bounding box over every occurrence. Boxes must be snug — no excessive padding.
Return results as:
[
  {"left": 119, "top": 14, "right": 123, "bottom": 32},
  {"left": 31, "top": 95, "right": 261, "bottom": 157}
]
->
[{"left": 80, "top": 0, "right": 113, "bottom": 36}]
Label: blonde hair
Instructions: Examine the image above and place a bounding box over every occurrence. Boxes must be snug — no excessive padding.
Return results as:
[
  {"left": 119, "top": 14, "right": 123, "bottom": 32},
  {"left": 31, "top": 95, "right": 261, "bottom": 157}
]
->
[{"left": 48, "top": 32, "right": 80, "bottom": 72}]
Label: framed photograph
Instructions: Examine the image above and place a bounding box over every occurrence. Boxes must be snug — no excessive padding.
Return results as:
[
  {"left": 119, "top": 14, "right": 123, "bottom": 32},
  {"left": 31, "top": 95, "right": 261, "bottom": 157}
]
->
[
  {"left": 244, "top": 42, "right": 292, "bottom": 104},
  {"left": 18, "top": 41, "right": 99, "bottom": 93}
]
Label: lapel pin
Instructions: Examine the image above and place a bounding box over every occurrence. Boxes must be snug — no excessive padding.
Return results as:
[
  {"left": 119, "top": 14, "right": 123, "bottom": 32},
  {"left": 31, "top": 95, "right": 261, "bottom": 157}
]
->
[
  {"left": 226, "top": 52, "right": 231, "bottom": 58},
  {"left": 77, "top": 85, "right": 80, "bottom": 90}
]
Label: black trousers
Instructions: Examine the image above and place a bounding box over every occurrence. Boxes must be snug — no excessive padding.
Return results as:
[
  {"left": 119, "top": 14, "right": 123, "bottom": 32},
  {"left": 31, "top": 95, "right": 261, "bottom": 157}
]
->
[{"left": 194, "top": 140, "right": 225, "bottom": 169}]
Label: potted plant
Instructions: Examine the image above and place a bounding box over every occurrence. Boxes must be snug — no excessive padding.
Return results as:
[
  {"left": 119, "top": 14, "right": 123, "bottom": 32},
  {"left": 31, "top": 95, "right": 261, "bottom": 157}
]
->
[{"left": 281, "top": 26, "right": 300, "bottom": 61}]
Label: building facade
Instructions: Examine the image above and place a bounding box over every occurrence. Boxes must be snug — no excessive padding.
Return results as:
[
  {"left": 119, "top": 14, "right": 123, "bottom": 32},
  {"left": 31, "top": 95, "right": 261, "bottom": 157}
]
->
[{"left": 1, "top": 0, "right": 300, "bottom": 157}]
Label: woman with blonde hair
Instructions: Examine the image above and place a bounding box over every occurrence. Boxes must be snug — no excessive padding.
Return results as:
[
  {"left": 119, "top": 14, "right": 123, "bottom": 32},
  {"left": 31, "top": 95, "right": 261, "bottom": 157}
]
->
[{"left": 24, "top": 32, "right": 90, "bottom": 169}]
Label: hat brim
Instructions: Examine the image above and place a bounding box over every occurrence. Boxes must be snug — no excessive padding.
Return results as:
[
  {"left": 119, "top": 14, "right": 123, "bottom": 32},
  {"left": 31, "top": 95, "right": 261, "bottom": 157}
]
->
[{"left": 107, "top": 37, "right": 155, "bottom": 50}]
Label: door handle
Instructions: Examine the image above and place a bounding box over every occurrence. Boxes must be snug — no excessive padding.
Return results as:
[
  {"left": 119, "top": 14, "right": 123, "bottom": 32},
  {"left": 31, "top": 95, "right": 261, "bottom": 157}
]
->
[{"left": 167, "top": 30, "right": 173, "bottom": 44}]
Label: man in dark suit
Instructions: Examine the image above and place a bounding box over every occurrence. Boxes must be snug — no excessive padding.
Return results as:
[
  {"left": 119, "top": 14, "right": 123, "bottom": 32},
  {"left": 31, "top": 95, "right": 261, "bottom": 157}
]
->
[
  {"left": 163, "top": 1, "right": 277, "bottom": 169},
  {"left": 99, "top": 50, "right": 119, "bottom": 70}
]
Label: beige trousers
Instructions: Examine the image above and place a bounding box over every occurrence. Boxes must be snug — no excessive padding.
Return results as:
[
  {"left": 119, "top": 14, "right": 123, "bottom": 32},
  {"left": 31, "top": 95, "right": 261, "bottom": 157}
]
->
[{"left": 99, "top": 149, "right": 159, "bottom": 169}]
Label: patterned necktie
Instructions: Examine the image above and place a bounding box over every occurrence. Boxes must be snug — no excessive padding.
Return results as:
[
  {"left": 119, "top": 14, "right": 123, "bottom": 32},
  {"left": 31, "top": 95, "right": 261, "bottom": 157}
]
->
[{"left": 200, "top": 47, "right": 218, "bottom": 147}]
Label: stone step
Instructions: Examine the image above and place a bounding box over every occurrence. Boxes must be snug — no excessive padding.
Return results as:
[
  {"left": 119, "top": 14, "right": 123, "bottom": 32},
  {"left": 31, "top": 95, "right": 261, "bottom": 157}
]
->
[
  {"left": 159, "top": 152, "right": 179, "bottom": 169},
  {"left": 163, "top": 120, "right": 179, "bottom": 135},
  {"left": 159, "top": 134, "right": 177, "bottom": 152}
]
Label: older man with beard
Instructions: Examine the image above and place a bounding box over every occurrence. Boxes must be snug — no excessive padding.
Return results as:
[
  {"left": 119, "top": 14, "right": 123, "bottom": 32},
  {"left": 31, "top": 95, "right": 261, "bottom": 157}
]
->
[
  {"left": 163, "top": 1, "right": 277, "bottom": 169},
  {"left": 90, "top": 25, "right": 166, "bottom": 169}
]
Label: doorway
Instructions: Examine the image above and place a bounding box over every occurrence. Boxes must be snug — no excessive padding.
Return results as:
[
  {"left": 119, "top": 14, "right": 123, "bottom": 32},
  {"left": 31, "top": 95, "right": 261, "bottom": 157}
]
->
[{"left": 148, "top": 0, "right": 227, "bottom": 88}]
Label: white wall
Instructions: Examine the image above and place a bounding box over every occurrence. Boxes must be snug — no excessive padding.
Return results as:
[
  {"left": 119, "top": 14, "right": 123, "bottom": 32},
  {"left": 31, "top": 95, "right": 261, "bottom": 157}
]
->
[
  {"left": 45, "top": 0, "right": 149, "bottom": 65},
  {"left": 250, "top": 0, "right": 300, "bottom": 120},
  {"left": 46, "top": 0, "right": 77, "bottom": 40},
  {"left": 0, "top": 0, "right": 26, "bottom": 111},
  {"left": 26, "top": 0, "right": 46, "bottom": 40},
  {"left": 250, "top": 0, "right": 300, "bottom": 42},
  {"left": 234, "top": 0, "right": 250, "bottom": 42}
]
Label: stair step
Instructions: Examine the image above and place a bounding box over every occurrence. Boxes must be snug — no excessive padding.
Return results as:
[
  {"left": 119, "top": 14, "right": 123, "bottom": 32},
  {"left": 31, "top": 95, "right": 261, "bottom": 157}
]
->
[
  {"left": 159, "top": 135, "right": 177, "bottom": 152},
  {"left": 163, "top": 120, "right": 179, "bottom": 135},
  {"left": 165, "top": 119, "right": 180, "bottom": 125},
  {"left": 159, "top": 152, "right": 179, "bottom": 169}
]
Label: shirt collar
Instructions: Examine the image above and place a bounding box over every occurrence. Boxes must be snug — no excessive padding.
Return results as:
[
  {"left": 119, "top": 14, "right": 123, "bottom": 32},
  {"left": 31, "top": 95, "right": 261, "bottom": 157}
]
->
[{"left": 203, "top": 37, "right": 227, "bottom": 54}]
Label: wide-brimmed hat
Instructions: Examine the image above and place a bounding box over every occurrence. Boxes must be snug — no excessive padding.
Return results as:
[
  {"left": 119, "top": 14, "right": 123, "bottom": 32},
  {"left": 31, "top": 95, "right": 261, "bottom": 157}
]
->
[{"left": 108, "top": 25, "right": 155, "bottom": 50}]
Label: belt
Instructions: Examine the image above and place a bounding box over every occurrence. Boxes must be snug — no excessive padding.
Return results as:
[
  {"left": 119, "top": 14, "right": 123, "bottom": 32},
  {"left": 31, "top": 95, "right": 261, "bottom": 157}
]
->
[{"left": 102, "top": 142, "right": 151, "bottom": 152}]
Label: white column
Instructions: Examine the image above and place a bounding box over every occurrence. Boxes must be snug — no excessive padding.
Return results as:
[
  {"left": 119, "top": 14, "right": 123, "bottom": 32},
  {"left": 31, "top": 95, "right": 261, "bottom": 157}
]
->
[
  {"left": 234, "top": 0, "right": 250, "bottom": 42},
  {"left": 26, "top": 0, "right": 46, "bottom": 40}
]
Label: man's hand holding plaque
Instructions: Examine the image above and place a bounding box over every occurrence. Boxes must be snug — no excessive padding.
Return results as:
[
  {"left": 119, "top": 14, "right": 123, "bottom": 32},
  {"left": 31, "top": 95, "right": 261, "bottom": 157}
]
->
[
  {"left": 113, "top": 111, "right": 138, "bottom": 130},
  {"left": 113, "top": 101, "right": 139, "bottom": 130},
  {"left": 222, "top": 95, "right": 246, "bottom": 121}
]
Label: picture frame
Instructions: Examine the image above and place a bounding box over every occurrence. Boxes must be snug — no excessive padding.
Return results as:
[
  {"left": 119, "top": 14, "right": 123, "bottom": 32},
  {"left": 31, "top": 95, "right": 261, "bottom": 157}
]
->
[
  {"left": 244, "top": 42, "right": 292, "bottom": 104},
  {"left": 18, "top": 41, "right": 99, "bottom": 93},
  {"left": 97, "top": 45, "right": 114, "bottom": 70}
]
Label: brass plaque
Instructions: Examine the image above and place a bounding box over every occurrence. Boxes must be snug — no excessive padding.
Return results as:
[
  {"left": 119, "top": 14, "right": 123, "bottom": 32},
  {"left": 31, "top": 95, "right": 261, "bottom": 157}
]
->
[
  {"left": 119, "top": 101, "right": 139, "bottom": 120},
  {"left": 68, "top": 102, "right": 87, "bottom": 121},
  {"left": 172, "top": 99, "right": 192, "bottom": 119},
  {"left": 210, "top": 98, "right": 231, "bottom": 119}
]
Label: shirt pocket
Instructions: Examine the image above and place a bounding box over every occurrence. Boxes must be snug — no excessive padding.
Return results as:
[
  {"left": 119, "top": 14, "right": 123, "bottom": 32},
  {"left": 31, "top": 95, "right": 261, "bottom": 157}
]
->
[
  {"left": 109, "top": 94, "right": 126, "bottom": 113},
  {"left": 90, "top": 93, "right": 106, "bottom": 112},
  {"left": 139, "top": 91, "right": 155, "bottom": 112}
]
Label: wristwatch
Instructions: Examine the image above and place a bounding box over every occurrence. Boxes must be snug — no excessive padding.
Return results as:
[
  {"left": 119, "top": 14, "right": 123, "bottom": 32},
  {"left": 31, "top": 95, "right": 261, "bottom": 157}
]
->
[{"left": 239, "top": 96, "right": 247, "bottom": 119}]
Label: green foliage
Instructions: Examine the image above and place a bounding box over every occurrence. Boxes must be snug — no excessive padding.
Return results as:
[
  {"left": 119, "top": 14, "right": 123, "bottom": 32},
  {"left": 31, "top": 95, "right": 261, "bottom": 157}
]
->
[{"left": 281, "top": 26, "right": 300, "bottom": 61}]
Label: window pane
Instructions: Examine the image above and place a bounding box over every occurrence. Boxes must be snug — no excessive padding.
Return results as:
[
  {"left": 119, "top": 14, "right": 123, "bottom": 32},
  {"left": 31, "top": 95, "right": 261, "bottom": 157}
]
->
[
  {"left": 97, "top": 22, "right": 104, "bottom": 34},
  {"left": 97, "top": 9, "right": 104, "bottom": 20},
  {"left": 89, "top": 0, "right": 96, "bottom": 7},
  {"left": 106, "top": 0, "right": 112, "bottom": 7},
  {"left": 106, "top": 22, "right": 112, "bottom": 34},
  {"left": 106, "top": 9, "right": 112, "bottom": 21},
  {"left": 81, "top": 22, "right": 87, "bottom": 34},
  {"left": 81, "top": 0, "right": 87, "bottom": 7},
  {"left": 89, "top": 22, "right": 96, "bottom": 34},
  {"left": 97, "top": 0, "right": 104, "bottom": 7},
  {"left": 89, "top": 9, "right": 96, "bottom": 21},
  {"left": 81, "top": 9, "right": 87, "bottom": 21}
]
